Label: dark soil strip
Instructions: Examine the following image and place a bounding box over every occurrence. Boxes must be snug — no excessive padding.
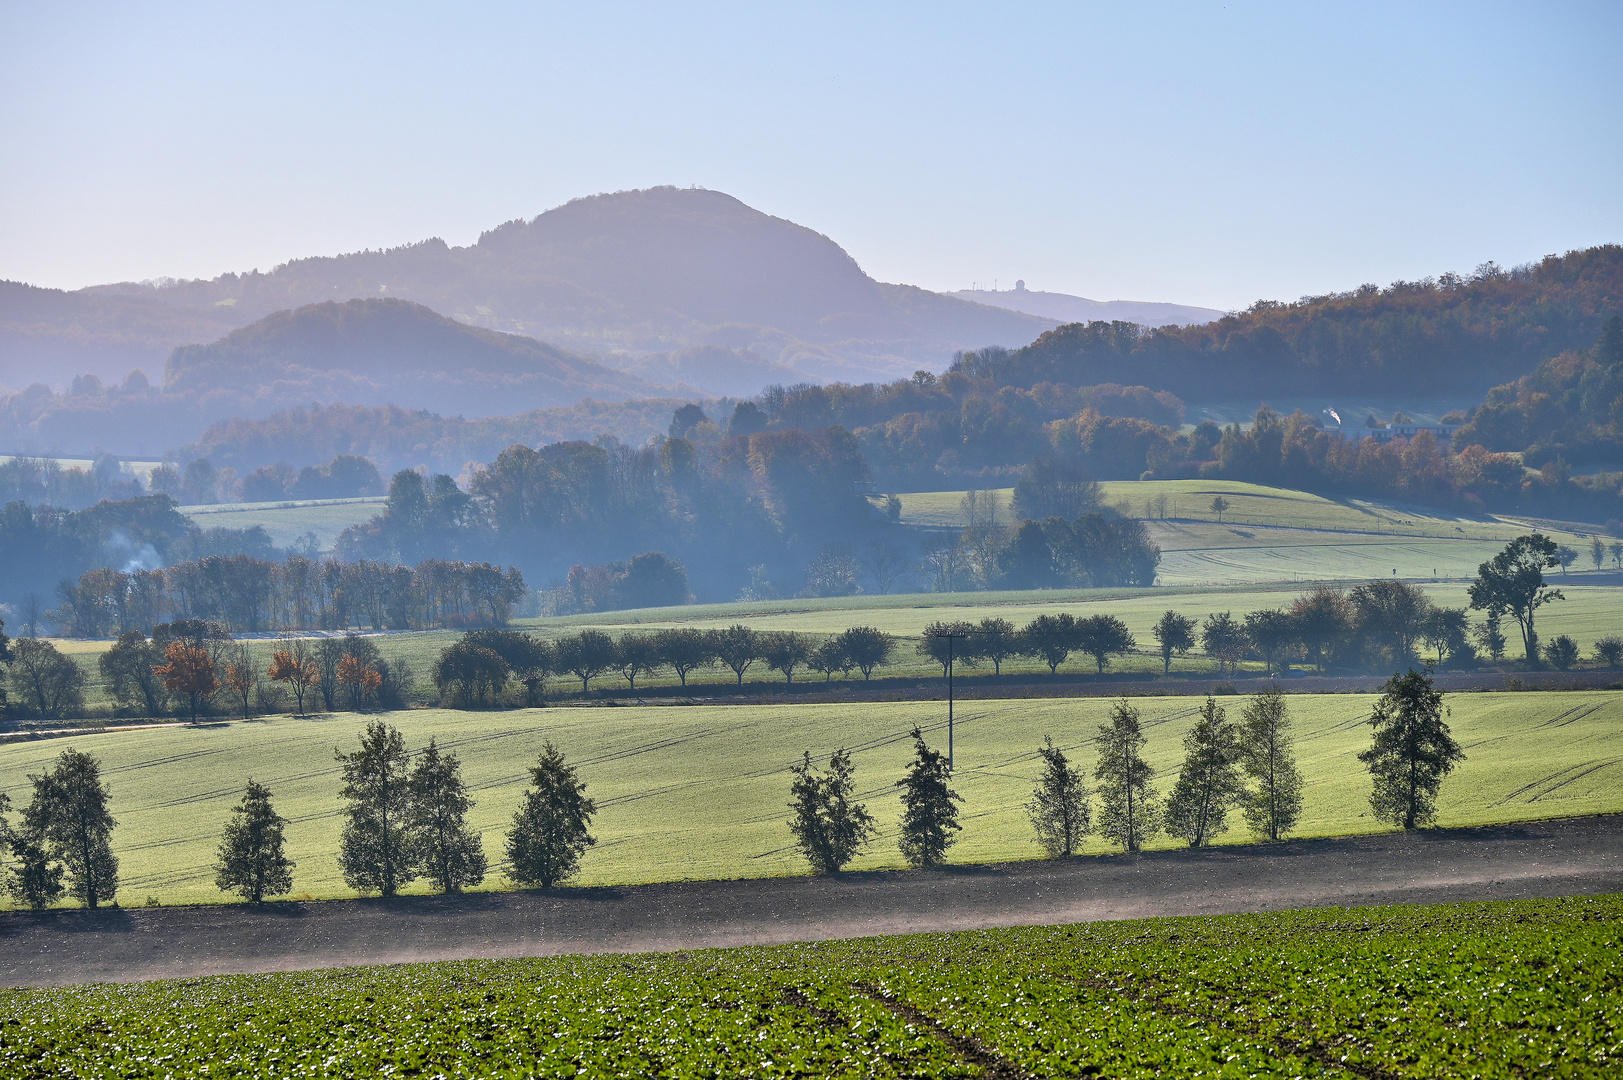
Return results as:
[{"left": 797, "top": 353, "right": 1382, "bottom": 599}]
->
[
  {"left": 778, "top": 986, "right": 848, "bottom": 1030},
  {"left": 854, "top": 981, "right": 1040, "bottom": 1080}
]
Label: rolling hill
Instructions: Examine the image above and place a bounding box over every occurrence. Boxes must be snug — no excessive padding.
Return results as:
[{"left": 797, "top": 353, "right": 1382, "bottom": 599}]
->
[{"left": 164, "top": 297, "right": 657, "bottom": 415}]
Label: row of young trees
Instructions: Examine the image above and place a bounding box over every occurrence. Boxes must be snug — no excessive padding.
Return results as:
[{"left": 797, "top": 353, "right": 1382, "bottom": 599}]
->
[
  {"left": 425, "top": 543, "right": 1595, "bottom": 710},
  {"left": 0, "top": 621, "right": 414, "bottom": 723},
  {"left": 788, "top": 670, "right": 1465, "bottom": 876},
  {"left": 0, "top": 724, "right": 600, "bottom": 908},
  {"left": 432, "top": 625, "right": 905, "bottom": 704},
  {"left": 52, "top": 555, "right": 527, "bottom": 637}
]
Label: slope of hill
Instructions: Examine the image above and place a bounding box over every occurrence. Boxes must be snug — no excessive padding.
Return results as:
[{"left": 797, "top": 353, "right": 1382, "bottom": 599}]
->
[
  {"left": 73, "top": 187, "right": 1052, "bottom": 384},
  {"left": 947, "top": 284, "right": 1224, "bottom": 328},
  {"left": 164, "top": 297, "right": 657, "bottom": 415},
  {"left": 970, "top": 245, "right": 1623, "bottom": 402}
]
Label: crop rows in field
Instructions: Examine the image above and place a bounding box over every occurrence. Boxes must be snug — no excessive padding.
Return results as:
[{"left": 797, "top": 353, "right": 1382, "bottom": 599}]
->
[{"left": 1, "top": 895, "right": 1616, "bottom": 1078}]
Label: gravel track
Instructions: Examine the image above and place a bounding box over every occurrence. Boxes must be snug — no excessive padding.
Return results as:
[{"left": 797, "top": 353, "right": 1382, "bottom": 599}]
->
[{"left": 3, "top": 814, "right": 1621, "bottom": 989}]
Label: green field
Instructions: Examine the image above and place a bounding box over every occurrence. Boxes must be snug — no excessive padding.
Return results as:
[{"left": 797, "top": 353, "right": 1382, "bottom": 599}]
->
[
  {"left": 1, "top": 894, "right": 1615, "bottom": 1077},
  {"left": 2, "top": 689, "right": 1620, "bottom": 907},
  {"left": 182, "top": 496, "right": 386, "bottom": 550},
  {"left": 893, "top": 480, "right": 1598, "bottom": 587}
]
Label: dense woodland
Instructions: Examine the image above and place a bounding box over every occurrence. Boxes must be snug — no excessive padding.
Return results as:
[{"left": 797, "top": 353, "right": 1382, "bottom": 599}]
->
[{"left": 976, "top": 246, "right": 1623, "bottom": 399}]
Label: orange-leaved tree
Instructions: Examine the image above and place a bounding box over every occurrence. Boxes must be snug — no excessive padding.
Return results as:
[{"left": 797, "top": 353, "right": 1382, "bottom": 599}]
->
[
  {"left": 268, "top": 646, "right": 320, "bottom": 716},
  {"left": 154, "top": 641, "right": 218, "bottom": 724},
  {"left": 338, "top": 653, "right": 383, "bottom": 712}
]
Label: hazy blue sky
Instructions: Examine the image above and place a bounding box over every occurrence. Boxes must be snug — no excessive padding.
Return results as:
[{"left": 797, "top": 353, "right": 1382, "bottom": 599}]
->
[{"left": 2, "top": 1, "right": 1618, "bottom": 309}]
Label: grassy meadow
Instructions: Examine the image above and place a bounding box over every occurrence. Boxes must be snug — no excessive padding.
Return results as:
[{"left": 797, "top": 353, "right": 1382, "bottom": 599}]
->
[
  {"left": 182, "top": 496, "right": 386, "bottom": 550},
  {"left": 893, "top": 479, "right": 1599, "bottom": 587},
  {"left": 2, "top": 688, "right": 1619, "bottom": 907}
]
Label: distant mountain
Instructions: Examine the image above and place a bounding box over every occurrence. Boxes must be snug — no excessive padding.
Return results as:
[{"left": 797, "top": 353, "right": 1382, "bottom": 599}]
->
[
  {"left": 43, "top": 187, "right": 1052, "bottom": 388},
  {"left": 165, "top": 297, "right": 655, "bottom": 414},
  {"left": 946, "top": 284, "right": 1224, "bottom": 328}
]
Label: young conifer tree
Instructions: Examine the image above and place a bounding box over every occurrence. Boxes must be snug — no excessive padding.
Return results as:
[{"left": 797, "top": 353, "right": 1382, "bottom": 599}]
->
[
  {"left": 506, "top": 742, "right": 596, "bottom": 888},
  {"left": 409, "top": 738, "right": 487, "bottom": 894},
  {"left": 896, "top": 727, "right": 962, "bottom": 867},
  {"left": 787, "top": 748, "right": 875, "bottom": 873},
  {"left": 1026, "top": 737, "right": 1090, "bottom": 856},
  {"left": 214, "top": 780, "right": 295, "bottom": 902},
  {"left": 1358, "top": 669, "right": 1464, "bottom": 829},
  {"left": 1238, "top": 687, "right": 1304, "bottom": 840},
  {"left": 335, "top": 721, "right": 418, "bottom": 896},
  {"left": 1094, "top": 699, "right": 1162, "bottom": 852},
  {"left": 24, "top": 750, "right": 118, "bottom": 908},
  {"left": 1164, "top": 697, "right": 1245, "bottom": 847}
]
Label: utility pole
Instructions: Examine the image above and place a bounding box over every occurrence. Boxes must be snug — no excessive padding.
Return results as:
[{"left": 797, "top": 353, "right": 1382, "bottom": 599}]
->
[{"left": 928, "top": 625, "right": 970, "bottom": 771}]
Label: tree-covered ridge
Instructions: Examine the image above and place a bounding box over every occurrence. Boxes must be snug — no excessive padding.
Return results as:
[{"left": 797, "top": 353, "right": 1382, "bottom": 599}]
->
[
  {"left": 986, "top": 245, "right": 1623, "bottom": 400},
  {"left": 1454, "top": 314, "right": 1623, "bottom": 467}
]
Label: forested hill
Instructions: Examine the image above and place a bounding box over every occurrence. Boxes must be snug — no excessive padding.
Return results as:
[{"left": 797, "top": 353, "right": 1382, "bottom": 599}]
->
[
  {"left": 973, "top": 245, "right": 1623, "bottom": 401},
  {"left": 81, "top": 187, "right": 1050, "bottom": 383},
  {"left": 164, "top": 298, "right": 657, "bottom": 415}
]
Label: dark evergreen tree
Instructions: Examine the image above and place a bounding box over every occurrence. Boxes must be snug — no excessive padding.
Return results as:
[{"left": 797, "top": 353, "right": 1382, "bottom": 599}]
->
[
  {"left": 1094, "top": 699, "right": 1162, "bottom": 852},
  {"left": 409, "top": 739, "right": 487, "bottom": 894},
  {"left": 787, "top": 748, "right": 875, "bottom": 873},
  {"left": 1026, "top": 737, "right": 1090, "bottom": 856},
  {"left": 1164, "top": 697, "right": 1244, "bottom": 847},
  {"left": 1358, "top": 669, "right": 1465, "bottom": 829},
  {"left": 896, "top": 728, "right": 962, "bottom": 867},
  {"left": 506, "top": 742, "right": 596, "bottom": 888},
  {"left": 214, "top": 780, "right": 295, "bottom": 902},
  {"left": 23, "top": 749, "right": 118, "bottom": 908},
  {"left": 1238, "top": 687, "right": 1305, "bottom": 840},
  {"left": 335, "top": 721, "right": 418, "bottom": 896}
]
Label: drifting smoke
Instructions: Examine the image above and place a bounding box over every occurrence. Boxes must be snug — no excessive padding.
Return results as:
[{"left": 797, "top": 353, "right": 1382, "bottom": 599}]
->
[{"left": 104, "top": 528, "right": 162, "bottom": 574}]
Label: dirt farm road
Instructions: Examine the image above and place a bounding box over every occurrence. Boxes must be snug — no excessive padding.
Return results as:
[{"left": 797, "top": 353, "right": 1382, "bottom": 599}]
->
[{"left": 4, "top": 815, "right": 1621, "bottom": 989}]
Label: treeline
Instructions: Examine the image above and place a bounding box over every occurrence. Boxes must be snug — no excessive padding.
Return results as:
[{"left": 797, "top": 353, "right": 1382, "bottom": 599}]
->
[
  {"left": 0, "top": 494, "right": 289, "bottom": 611},
  {"left": 338, "top": 423, "right": 888, "bottom": 602},
  {"left": 974, "top": 246, "right": 1623, "bottom": 400},
  {"left": 51, "top": 556, "right": 527, "bottom": 637},
  {"left": 424, "top": 537, "right": 1603, "bottom": 704},
  {"left": 180, "top": 400, "right": 683, "bottom": 476},
  {"left": 3, "top": 622, "right": 416, "bottom": 722},
  {"left": 1189, "top": 404, "right": 1623, "bottom": 522}
]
